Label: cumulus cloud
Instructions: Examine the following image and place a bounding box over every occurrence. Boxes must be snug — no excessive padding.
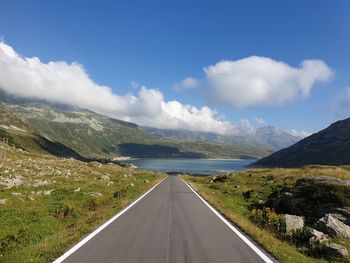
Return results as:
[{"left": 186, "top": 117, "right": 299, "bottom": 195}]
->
[
  {"left": 255, "top": 118, "right": 266, "bottom": 125},
  {"left": 0, "top": 41, "right": 235, "bottom": 135},
  {"left": 289, "top": 129, "right": 312, "bottom": 138},
  {"left": 173, "top": 77, "right": 199, "bottom": 91},
  {"left": 204, "top": 56, "right": 333, "bottom": 108}
]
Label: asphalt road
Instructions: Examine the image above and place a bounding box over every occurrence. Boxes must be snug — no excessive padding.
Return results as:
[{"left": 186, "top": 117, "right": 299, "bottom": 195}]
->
[{"left": 60, "top": 175, "right": 273, "bottom": 263}]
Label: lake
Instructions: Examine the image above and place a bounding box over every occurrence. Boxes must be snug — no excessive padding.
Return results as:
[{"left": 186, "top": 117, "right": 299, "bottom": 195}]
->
[{"left": 121, "top": 158, "right": 254, "bottom": 175}]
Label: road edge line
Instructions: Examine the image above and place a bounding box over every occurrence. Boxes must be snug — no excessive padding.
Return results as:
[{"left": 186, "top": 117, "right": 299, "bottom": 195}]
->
[
  {"left": 180, "top": 177, "right": 274, "bottom": 263},
  {"left": 52, "top": 176, "right": 168, "bottom": 263}
]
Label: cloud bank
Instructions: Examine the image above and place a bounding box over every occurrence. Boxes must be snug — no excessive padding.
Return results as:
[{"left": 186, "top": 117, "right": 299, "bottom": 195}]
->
[
  {"left": 204, "top": 56, "right": 333, "bottom": 108},
  {"left": 0, "top": 42, "right": 234, "bottom": 135}
]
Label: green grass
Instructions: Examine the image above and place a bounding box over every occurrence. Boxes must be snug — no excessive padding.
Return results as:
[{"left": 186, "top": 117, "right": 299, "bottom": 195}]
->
[
  {"left": 0, "top": 143, "right": 165, "bottom": 263},
  {"left": 182, "top": 167, "right": 350, "bottom": 263}
]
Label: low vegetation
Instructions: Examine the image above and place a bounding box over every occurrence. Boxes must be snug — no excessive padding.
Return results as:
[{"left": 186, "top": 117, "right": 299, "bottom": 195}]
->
[
  {"left": 0, "top": 141, "right": 165, "bottom": 263},
  {"left": 183, "top": 166, "right": 350, "bottom": 263}
]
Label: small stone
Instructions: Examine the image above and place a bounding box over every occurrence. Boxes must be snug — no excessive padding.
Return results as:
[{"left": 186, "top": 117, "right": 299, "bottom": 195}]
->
[
  {"left": 100, "top": 174, "right": 110, "bottom": 180},
  {"left": 144, "top": 179, "right": 150, "bottom": 183},
  {"left": 11, "top": 192, "right": 22, "bottom": 196},
  {"left": 89, "top": 192, "right": 102, "bottom": 197},
  {"left": 0, "top": 199, "right": 7, "bottom": 205},
  {"left": 130, "top": 183, "right": 135, "bottom": 187},
  {"left": 74, "top": 188, "right": 80, "bottom": 192},
  {"left": 43, "top": 189, "right": 54, "bottom": 196}
]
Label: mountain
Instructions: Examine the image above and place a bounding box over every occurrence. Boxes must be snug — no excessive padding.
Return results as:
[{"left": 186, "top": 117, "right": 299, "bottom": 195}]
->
[
  {"left": 145, "top": 125, "right": 301, "bottom": 151},
  {"left": 254, "top": 118, "right": 350, "bottom": 167},
  {"left": 0, "top": 96, "right": 270, "bottom": 159},
  {"left": 255, "top": 125, "right": 302, "bottom": 150}
]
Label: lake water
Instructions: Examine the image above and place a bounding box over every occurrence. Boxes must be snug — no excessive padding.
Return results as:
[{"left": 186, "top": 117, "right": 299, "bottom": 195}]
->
[{"left": 122, "top": 158, "right": 254, "bottom": 175}]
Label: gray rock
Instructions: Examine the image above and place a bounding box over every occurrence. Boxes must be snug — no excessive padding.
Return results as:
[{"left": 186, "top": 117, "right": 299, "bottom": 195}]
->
[
  {"left": 316, "top": 214, "right": 350, "bottom": 239},
  {"left": 285, "top": 214, "right": 304, "bottom": 233},
  {"left": 324, "top": 243, "right": 348, "bottom": 258},
  {"left": 309, "top": 228, "right": 328, "bottom": 244},
  {"left": 330, "top": 207, "right": 350, "bottom": 225}
]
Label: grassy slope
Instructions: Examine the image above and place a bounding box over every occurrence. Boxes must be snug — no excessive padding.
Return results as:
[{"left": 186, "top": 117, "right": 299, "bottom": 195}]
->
[
  {"left": 0, "top": 142, "right": 165, "bottom": 263},
  {"left": 183, "top": 167, "right": 350, "bottom": 263}
]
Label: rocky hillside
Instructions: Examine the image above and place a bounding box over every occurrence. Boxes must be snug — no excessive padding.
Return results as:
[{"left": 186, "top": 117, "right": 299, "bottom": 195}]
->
[
  {"left": 0, "top": 101, "right": 270, "bottom": 159},
  {"left": 255, "top": 118, "right": 350, "bottom": 167}
]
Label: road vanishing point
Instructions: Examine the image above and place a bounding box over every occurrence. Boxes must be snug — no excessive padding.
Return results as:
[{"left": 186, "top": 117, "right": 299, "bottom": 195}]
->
[{"left": 55, "top": 175, "right": 276, "bottom": 263}]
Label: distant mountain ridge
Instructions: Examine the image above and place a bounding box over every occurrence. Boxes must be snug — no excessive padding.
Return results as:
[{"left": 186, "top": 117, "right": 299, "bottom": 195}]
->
[
  {"left": 255, "top": 118, "right": 350, "bottom": 167},
  {"left": 145, "top": 125, "right": 302, "bottom": 151}
]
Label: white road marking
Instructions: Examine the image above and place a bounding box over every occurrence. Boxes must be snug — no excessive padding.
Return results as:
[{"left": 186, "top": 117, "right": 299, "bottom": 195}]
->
[
  {"left": 52, "top": 176, "right": 168, "bottom": 263},
  {"left": 180, "top": 177, "right": 274, "bottom": 263}
]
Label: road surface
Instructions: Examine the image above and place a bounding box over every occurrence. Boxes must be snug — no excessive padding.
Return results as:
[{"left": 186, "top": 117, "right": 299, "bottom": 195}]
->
[{"left": 59, "top": 175, "right": 274, "bottom": 263}]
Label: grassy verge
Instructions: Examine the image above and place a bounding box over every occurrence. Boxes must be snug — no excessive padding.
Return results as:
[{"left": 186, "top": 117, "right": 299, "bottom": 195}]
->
[
  {"left": 0, "top": 144, "right": 165, "bottom": 263},
  {"left": 182, "top": 167, "right": 350, "bottom": 263}
]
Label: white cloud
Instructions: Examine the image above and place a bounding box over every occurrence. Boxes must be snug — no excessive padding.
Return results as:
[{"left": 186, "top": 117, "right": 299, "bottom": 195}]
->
[
  {"left": 289, "top": 129, "right": 312, "bottom": 138},
  {"left": 0, "top": 41, "right": 235, "bottom": 135},
  {"left": 173, "top": 77, "right": 199, "bottom": 91},
  {"left": 204, "top": 56, "right": 333, "bottom": 108},
  {"left": 255, "top": 118, "right": 266, "bottom": 125}
]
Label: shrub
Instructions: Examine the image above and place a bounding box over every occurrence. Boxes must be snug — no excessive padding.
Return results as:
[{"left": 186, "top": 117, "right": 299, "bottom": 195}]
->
[
  {"left": 249, "top": 207, "right": 285, "bottom": 235},
  {"left": 0, "top": 226, "right": 30, "bottom": 255},
  {"left": 290, "top": 227, "right": 312, "bottom": 246},
  {"left": 113, "top": 189, "right": 126, "bottom": 199},
  {"left": 53, "top": 203, "right": 77, "bottom": 218}
]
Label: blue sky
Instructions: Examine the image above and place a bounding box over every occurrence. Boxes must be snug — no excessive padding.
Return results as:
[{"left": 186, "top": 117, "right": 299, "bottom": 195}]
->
[{"left": 0, "top": 0, "right": 349, "bottom": 135}]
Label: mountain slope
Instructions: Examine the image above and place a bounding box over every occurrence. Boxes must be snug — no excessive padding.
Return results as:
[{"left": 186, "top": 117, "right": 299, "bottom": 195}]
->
[
  {"left": 0, "top": 101, "right": 270, "bottom": 159},
  {"left": 255, "top": 118, "right": 350, "bottom": 167},
  {"left": 255, "top": 125, "right": 302, "bottom": 150}
]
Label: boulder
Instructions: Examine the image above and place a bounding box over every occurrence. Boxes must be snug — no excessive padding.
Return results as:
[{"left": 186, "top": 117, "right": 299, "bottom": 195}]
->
[
  {"left": 324, "top": 243, "right": 348, "bottom": 258},
  {"left": 330, "top": 207, "right": 350, "bottom": 225},
  {"left": 309, "top": 228, "right": 328, "bottom": 244},
  {"left": 316, "top": 214, "right": 350, "bottom": 239},
  {"left": 285, "top": 214, "right": 304, "bottom": 233}
]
